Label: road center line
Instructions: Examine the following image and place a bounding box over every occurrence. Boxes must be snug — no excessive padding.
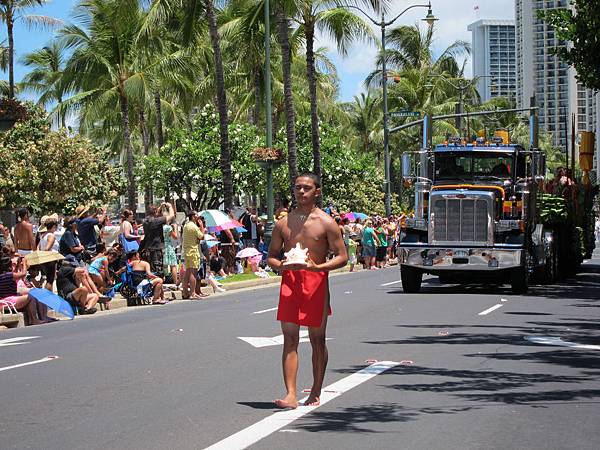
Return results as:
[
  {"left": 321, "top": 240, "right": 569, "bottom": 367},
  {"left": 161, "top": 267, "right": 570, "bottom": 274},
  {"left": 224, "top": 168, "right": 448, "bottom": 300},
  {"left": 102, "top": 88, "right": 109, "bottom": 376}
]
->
[
  {"left": 0, "top": 356, "right": 58, "bottom": 373},
  {"left": 478, "top": 304, "right": 504, "bottom": 316},
  {"left": 381, "top": 280, "right": 402, "bottom": 286},
  {"left": 252, "top": 307, "right": 278, "bottom": 315},
  {"left": 204, "top": 361, "right": 399, "bottom": 450}
]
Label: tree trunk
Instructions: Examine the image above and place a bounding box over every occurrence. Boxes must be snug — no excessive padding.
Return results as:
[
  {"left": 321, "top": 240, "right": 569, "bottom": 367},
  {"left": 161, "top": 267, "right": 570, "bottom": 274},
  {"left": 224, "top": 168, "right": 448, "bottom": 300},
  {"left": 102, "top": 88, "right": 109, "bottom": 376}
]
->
[
  {"left": 305, "top": 20, "right": 321, "bottom": 187},
  {"left": 251, "top": 67, "right": 261, "bottom": 126},
  {"left": 275, "top": 4, "right": 298, "bottom": 196},
  {"left": 139, "top": 109, "right": 154, "bottom": 209},
  {"left": 7, "top": 14, "right": 15, "bottom": 99},
  {"left": 154, "top": 91, "right": 164, "bottom": 148},
  {"left": 205, "top": 0, "right": 233, "bottom": 210},
  {"left": 119, "top": 93, "right": 136, "bottom": 211}
]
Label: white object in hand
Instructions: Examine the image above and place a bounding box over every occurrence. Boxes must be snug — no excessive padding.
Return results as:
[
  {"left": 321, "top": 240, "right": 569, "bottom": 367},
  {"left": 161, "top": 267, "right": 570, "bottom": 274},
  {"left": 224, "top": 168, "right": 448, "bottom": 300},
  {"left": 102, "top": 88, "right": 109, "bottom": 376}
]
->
[{"left": 282, "top": 243, "right": 309, "bottom": 267}]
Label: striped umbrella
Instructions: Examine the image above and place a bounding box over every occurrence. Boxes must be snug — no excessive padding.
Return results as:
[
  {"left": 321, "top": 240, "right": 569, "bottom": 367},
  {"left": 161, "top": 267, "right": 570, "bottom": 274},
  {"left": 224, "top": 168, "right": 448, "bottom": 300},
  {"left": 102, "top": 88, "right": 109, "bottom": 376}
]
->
[{"left": 199, "top": 210, "right": 247, "bottom": 233}]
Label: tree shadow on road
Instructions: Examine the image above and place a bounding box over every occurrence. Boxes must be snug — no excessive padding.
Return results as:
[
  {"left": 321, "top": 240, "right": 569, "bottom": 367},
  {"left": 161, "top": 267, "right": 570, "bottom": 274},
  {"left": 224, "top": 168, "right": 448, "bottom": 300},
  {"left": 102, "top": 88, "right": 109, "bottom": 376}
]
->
[{"left": 294, "top": 402, "right": 479, "bottom": 433}]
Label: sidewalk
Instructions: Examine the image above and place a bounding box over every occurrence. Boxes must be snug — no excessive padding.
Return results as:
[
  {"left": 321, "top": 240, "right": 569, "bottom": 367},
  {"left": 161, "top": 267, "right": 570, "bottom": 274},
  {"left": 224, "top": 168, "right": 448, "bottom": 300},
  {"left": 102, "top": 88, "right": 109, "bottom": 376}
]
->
[{"left": 32, "top": 261, "right": 398, "bottom": 324}]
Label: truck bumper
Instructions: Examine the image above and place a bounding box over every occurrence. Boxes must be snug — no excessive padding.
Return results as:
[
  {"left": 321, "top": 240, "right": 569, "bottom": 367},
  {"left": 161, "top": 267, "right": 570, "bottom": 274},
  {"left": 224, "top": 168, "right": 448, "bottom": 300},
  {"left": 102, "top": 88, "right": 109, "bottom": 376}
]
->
[{"left": 398, "top": 246, "right": 523, "bottom": 271}]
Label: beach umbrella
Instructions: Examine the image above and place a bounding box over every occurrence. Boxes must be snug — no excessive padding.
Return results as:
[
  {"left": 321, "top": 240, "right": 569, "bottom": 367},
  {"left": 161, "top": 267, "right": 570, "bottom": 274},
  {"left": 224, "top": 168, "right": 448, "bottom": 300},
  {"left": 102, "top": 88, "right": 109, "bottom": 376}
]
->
[
  {"left": 199, "top": 210, "right": 246, "bottom": 233},
  {"left": 25, "top": 251, "right": 64, "bottom": 267},
  {"left": 28, "top": 288, "right": 74, "bottom": 319},
  {"left": 236, "top": 247, "right": 261, "bottom": 258},
  {"left": 352, "top": 212, "right": 368, "bottom": 220}
]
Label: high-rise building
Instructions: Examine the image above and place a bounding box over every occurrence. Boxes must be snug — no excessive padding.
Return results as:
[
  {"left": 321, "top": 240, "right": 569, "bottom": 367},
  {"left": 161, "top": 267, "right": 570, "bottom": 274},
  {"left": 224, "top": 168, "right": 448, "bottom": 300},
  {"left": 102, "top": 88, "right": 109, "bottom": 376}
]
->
[
  {"left": 516, "top": 0, "right": 599, "bottom": 162},
  {"left": 468, "top": 19, "right": 517, "bottom": 102}
]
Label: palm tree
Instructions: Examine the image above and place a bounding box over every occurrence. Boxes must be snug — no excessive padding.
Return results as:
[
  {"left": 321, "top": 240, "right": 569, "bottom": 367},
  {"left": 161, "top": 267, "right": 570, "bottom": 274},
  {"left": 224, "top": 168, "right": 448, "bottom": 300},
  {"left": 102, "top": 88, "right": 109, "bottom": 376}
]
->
[
  {"left": 344, "top": 90, "right": 382, "bottom": 154},
  {"left": 294, "top": 1, "right": 375, "bottom": 184},
  {"left": 20, "top": 41, "right": 68, "bottom": 127},
  {"left": 275, "top": 0, "right": 298, "bottom": 194},
  {"left": 58, "top": 0, "right": 150, "bottom": 211},
  {"left": 0, "top": 0, "right": 61, "bottom": 98},
  {"left": 205, "top": 0, "right": 233, "bottom": 210}
]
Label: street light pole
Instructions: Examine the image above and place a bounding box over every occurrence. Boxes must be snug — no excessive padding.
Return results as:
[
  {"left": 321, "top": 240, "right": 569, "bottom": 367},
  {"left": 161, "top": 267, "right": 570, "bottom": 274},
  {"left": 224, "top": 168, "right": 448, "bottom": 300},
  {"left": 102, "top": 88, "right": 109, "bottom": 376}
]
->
[
  {"left": 343, "top": 3, "right": 436, "bottom": 217},
  {"left": 263, "top": 0, "right": 274, "bottom": 247},
  {"left": 381, "top": 14, "right": 391, "bottom": 217}
]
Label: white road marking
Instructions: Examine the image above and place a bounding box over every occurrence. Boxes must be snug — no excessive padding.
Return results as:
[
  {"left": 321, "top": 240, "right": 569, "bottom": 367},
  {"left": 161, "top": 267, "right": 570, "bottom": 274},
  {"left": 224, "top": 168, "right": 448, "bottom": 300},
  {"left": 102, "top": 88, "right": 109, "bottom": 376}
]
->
[
  {"left": 478, "top": 304, "right": 503, "bottom": 316},
  {"left": 525, "top": 336, "right": 600, "bottom": 350},
  {"left": 0, "top": 336, "right": 40, "bottom": 348},
  {"left": 0, "top": 356, "right": 58, "bottom": 373},
  {"left": 204, "top": 361, "right": 399, "bottom": 450},
  {"left": 381, "top": 280, "right": 402, "bottom": 286},
  {"left": 238, "top": 330, "right": 326, "bottom": 348},
  {"left": 252, "top": 307, "right": 278, "bottom": 315}
]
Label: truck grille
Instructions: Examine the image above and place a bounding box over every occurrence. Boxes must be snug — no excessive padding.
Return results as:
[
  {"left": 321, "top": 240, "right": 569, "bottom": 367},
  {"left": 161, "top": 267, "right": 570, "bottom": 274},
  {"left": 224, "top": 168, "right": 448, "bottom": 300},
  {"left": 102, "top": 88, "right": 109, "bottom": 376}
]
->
[{"left": 432, "top": 197, "right": 489, "bottom": 243}]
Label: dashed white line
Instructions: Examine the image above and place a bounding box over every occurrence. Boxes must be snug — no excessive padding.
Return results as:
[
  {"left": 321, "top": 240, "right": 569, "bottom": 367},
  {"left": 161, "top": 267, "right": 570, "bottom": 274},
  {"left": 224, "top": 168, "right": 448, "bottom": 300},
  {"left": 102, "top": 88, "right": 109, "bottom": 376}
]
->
[
  {"left": 252, "top": 307, "right": 278, "bottom": 315},
  {"left": 478, "top": 304, "right": 504, "bottom": 316},
  {"left": 0, "top": 356, "right": 58, "bottom": 373},
  {"left": 204, "top": 361, "right": 400, "bottom": 450},
  {"left": 381, "top": 280, "right": 402, "bottom": 286}
]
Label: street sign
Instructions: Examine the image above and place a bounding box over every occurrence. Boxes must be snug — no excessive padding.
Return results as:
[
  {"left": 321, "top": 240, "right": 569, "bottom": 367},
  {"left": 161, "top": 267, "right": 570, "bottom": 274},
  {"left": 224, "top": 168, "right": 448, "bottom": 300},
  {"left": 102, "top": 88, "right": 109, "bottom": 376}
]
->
[{"left": 390, "top": 110, "right": 420, "bottom": 118}]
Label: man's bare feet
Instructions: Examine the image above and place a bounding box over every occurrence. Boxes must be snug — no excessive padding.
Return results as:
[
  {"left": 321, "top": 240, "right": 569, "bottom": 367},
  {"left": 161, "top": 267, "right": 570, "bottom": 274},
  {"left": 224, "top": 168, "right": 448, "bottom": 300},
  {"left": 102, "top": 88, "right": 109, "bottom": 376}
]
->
[
  {"left": 274, "top": 394, "right": 298, "bottom": 409},
  {"left": 304, "top": 393, "right": 321, "bottom": 406}
]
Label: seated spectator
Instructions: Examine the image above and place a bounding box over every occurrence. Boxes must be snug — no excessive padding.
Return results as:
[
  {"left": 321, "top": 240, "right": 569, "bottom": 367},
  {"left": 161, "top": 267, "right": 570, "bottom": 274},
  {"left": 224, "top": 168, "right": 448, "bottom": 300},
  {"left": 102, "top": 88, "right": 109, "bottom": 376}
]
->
[
  {"left": 126, "top": 251, "right": 167, "bottom": 305},
  {"left": 88, "top": 247, "right": 119, "bottom": 293},
  {"left": 0, "top": 253, "right": 45, "bottom": 325},
  {"left": 57, "top": 255, "right": 99, "bottom": 314},
  {"left": 59, "top": 217, "right": 85, "bottom": 261}
]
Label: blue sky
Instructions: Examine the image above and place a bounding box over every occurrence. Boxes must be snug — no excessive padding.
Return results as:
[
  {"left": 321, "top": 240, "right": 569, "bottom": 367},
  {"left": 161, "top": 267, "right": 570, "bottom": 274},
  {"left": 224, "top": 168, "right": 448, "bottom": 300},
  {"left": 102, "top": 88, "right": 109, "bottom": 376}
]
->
[{"left": 3, "top": 0, "right": 514, "bottom": 103}]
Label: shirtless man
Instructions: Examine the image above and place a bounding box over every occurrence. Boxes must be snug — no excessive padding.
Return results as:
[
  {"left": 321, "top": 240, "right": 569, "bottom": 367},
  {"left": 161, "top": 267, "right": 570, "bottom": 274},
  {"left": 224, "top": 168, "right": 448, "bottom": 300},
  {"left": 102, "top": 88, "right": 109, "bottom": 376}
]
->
[
  {"left": 268, "top": 173, "right": 348, "bottom": 409},
  {"left": 14, "top": 208, "right": 36, "bottom": 256}
]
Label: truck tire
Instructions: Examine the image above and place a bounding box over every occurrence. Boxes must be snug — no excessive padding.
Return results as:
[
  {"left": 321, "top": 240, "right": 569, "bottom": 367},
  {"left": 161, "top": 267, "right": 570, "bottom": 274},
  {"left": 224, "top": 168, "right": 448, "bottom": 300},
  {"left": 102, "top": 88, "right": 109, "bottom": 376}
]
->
[
  {"left": 510, "top": 267, "right": 529, "bottom": 294},
  {"left": 401, "top": 266, "right": 422, "bottom": 293},
  {"left": 438, "top": 274, "right": 452, "bottom": 284}
]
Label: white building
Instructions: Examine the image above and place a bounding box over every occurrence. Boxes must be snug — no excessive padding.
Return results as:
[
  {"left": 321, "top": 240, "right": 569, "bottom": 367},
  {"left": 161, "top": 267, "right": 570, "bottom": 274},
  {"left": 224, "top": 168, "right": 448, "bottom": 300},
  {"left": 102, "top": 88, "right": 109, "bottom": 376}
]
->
[
  {"left": 468, "top": 19, "right": 517, "bottom": 102},
  {"left": 516, "top": 0, "right": 599, "bottom": 171}
]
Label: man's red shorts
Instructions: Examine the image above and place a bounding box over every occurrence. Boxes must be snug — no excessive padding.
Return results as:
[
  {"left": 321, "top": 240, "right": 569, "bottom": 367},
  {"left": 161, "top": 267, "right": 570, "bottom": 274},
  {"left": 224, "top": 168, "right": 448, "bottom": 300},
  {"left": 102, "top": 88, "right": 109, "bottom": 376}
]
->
[{"left": 277, "top": 269, "right": 331, "bottom": 328}]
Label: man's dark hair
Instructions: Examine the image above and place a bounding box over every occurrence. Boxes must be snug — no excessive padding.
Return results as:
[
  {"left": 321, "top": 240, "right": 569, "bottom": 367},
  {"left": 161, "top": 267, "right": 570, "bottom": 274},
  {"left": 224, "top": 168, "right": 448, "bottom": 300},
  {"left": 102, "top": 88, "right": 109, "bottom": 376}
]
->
[
  {"left": 17, "top": 208, "right": 29, "bottom": 221},
  {"left": 187, "top": 210, "right": 198, "bottom": 220},
  {"left": 294, "top": 172, "right": 321, "bottom": 189}
]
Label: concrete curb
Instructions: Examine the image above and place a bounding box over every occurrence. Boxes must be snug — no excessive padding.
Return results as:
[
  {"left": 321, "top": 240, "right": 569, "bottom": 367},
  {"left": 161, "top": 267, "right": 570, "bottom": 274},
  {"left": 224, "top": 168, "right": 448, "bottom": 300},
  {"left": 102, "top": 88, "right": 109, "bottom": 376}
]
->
[{"left": 40, "top": 261, "right": 398, "bottom": 323}]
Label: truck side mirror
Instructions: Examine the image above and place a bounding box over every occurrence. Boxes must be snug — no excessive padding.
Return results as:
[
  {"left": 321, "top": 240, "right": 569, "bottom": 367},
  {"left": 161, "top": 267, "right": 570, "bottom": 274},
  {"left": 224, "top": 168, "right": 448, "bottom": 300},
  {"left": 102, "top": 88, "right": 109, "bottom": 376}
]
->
[{"left": 402, "top": 153, "right": 413, "bottom": 180}]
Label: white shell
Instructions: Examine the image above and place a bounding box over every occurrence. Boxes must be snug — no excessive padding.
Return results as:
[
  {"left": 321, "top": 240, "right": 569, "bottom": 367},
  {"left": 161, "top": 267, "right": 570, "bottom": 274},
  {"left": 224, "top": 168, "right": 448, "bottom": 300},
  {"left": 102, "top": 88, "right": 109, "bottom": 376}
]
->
[{"left": 283, "top": 243, "right": 309, "bottom": 266}]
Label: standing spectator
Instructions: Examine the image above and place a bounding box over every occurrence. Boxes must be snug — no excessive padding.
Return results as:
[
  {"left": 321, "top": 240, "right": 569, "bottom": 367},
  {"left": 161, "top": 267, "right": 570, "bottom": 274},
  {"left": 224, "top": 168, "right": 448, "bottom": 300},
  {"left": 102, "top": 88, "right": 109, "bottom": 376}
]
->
[
  {"left": 361, "top": 219, "right": 380, "bottom": 270},
  {"left": 57, "top": 255, "right": 99, "bottom": 314},
  {"left": 100, "top": 215, "right": 120, "bottom": 248},
  {"left": 14, "top": 208, "right": 36, "bottom": 256},
  {"left": 1, "top": 222, "right": 15, "bottom": 253},
  {"left": 141, "top": 202, "right": 175, "bottom": 275},
  {"left": 181, "top": 211, "right": 204, "bottom": 299},
  {"left": 239, "top": 206, "right": 259, "bottom": 248},
  {"left": 59, "top": 217, "right": 85, "bottom": 261},
  {"left": 76, "top": 206, "right": 107, "bottom": 259},
  {"left": 37, "top": 219, "right": 60, "bottom": 292},
  {"left": 375, "top": 220, "right": 389, "bottom": 268},
  {"left": 219, "top": 209, "right": 239, "bottom": 274},
  {"left": 163, "top": 219, "right": 179, "bottom": 286},
  {"left": 119, "top": 209, "right": 140, "bottom": 252}
]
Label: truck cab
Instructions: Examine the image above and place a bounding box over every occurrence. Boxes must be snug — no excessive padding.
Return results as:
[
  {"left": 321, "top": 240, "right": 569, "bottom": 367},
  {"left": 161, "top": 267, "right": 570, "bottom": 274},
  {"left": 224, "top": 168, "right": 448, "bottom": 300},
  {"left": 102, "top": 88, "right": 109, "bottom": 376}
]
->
[{"left": 399, "top": 140, "right": 544, "bottom": 294}]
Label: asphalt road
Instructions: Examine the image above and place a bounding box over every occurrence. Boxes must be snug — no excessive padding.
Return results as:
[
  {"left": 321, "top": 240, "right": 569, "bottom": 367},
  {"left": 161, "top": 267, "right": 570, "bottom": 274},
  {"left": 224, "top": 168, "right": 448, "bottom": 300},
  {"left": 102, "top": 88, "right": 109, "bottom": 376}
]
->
[{"left": 1, "top": 257, "right": 599, "bottom": 450}]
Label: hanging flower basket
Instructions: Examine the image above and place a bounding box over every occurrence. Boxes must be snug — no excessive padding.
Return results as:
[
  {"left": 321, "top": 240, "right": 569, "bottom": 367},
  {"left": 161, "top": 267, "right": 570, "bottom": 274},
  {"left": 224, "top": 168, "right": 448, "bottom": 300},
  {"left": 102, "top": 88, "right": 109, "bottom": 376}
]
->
[
  {"left": 252, "top": 147, "right": 284, "bottom": 162},
  {"left": 252, "top": 147, "right": 285, "bottom": 169},
  {"left": 0, "top": 98, "right": 30, "bottom": 131}
]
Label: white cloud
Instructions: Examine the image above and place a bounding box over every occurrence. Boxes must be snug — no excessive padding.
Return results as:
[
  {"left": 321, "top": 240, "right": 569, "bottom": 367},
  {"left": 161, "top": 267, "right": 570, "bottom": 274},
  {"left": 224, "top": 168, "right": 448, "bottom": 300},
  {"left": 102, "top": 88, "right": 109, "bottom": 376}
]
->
[{"left": 316, "top": 0, "right": 515, "bottom": 101}]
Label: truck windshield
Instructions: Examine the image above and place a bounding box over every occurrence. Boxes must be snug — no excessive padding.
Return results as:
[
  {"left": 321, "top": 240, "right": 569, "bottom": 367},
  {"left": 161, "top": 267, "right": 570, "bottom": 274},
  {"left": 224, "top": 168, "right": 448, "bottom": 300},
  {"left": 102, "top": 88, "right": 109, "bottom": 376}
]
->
[{"left": 435, "top": 152, "right": 514, "bottom": 181}]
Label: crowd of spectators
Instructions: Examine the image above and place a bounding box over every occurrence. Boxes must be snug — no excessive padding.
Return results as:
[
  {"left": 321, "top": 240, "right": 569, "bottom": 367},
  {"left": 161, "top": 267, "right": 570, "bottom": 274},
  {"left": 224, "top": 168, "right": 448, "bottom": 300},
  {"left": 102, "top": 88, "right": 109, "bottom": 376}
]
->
[{"left": 0, "top": 200, "right": 404, "bottom": 326}]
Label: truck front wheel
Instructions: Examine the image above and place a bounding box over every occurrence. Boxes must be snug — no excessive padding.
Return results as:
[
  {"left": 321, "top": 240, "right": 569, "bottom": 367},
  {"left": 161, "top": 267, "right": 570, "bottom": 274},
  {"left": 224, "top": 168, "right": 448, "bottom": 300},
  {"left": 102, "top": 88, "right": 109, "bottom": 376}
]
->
[
  {"left": 401, "top": 266, "right": 422, "bottom": 293},
  {"left": 510, "top": 267, "right": 529, "bottom": 294}
]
